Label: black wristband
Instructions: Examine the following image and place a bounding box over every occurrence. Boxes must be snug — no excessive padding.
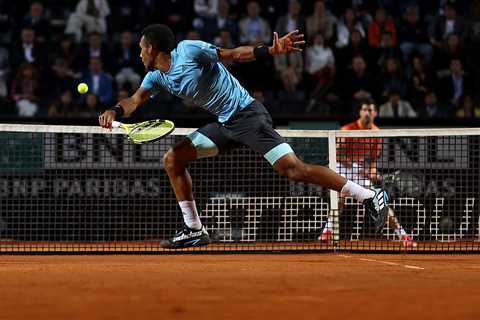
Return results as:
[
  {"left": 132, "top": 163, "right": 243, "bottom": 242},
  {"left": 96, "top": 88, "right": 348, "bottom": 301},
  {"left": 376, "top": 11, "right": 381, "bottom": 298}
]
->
[
  {"left": 109, "top": 104, "right": 125, "bottom": 117},
  {"left": 253, "top": 44, "right": 271, "bottom": 60}
]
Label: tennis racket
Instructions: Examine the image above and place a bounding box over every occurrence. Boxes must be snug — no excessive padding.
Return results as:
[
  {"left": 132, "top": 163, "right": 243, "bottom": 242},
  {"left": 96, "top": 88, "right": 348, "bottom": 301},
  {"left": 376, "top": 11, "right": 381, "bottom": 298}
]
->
[{"left": 112, "top": 119, "right": 175, "bottom": 144}]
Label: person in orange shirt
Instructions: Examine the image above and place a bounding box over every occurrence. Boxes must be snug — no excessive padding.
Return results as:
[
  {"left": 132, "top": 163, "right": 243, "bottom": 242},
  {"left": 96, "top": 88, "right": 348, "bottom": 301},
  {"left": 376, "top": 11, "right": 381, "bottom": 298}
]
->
[
  {"left": 319, "top": 99, "right": 416, "bottom": 247},
  {"left": 368, "top": 7, "right": 397, "bottom": 48}
]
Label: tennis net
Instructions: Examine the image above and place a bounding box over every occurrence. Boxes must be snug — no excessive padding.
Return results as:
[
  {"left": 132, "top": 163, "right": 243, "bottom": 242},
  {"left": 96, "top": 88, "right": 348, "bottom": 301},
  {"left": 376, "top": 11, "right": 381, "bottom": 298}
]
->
[{"left": 0, "top": 124, "right": 479, "bottom": 252}]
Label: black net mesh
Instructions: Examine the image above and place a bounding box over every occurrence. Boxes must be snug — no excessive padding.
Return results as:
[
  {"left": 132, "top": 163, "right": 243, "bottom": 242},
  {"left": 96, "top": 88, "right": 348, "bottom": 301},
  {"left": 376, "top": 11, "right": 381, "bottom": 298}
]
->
[{"left": 0, "top": 127, "right": 478, "bottom": 252}]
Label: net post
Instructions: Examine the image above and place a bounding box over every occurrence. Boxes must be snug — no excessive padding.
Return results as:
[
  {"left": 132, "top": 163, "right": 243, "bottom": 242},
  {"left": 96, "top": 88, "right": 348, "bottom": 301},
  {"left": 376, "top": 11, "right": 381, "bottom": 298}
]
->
[{"left": 328, "top": 131, "right": 339, "bottom": 249}]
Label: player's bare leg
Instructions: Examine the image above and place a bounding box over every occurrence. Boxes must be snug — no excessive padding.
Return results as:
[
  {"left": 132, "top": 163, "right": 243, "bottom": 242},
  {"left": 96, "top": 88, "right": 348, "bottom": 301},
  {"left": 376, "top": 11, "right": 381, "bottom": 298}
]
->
[
  {"left": 273, "top": 153, "right": 347, "bottom": 191},
  {"left": 387, "top": 208, "right": 417, "bottom": 247},
  {"left": 161, "top": 139, "right": 210, "bottom": 249},
  {"left": 163, "top": 139, "right": 197, "bottom": 202},
  {"left": 274, "top": 153, "right": 389, "bottom": 232}
]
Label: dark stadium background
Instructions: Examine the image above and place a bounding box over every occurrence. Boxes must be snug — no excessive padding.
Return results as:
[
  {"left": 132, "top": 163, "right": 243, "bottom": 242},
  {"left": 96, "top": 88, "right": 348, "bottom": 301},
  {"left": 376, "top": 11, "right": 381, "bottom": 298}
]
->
[{"left": 0, "top": 0, "right": 479, "bottom": 128}]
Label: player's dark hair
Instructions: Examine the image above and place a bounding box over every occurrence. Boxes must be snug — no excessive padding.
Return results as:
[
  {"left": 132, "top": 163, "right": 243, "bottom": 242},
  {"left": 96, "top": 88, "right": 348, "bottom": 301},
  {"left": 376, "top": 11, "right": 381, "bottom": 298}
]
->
[
  {"left": 141, "top": 24, "right": 176, "bottom": 53},
  {"left": 358, "top": 98, "right": 376, "bottom": 109}
]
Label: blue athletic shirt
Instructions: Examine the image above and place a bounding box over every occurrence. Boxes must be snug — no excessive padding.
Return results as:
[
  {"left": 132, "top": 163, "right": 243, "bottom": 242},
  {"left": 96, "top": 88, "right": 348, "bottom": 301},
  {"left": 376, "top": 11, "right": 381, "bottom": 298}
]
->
[{"left": 141, "top": 40, "right": 255, "bottom": 123}]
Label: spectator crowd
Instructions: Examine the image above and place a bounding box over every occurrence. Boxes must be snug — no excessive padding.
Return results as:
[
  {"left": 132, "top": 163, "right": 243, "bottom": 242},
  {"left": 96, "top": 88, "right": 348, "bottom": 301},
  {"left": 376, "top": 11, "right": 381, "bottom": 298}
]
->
[{"left": 1, "top": 0, "right": 480, "bottom": 120}]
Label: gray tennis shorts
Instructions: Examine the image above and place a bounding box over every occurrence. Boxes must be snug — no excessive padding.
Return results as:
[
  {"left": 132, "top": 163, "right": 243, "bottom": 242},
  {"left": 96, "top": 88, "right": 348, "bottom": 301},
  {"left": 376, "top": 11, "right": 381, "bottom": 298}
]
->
[{"left": 187, "top": 100, "right": 294, "bottom": 165}]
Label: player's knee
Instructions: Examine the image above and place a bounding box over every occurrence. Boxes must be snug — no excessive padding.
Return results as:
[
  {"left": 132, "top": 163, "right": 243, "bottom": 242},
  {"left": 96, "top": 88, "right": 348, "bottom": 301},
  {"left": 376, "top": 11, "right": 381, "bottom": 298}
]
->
[
  {"left": 163, "top": 149, "right": 181, "bottom": 173},
  {"left": 275, "top": 160, "right": 306, "bottom": 182}
]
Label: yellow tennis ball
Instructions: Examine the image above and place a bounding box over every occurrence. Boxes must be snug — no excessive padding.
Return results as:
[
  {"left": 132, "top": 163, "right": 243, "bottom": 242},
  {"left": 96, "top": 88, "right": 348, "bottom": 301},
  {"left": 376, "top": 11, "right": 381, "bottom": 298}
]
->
[{"left": 77, "top": 83, "right": 89, "bottom": 94}]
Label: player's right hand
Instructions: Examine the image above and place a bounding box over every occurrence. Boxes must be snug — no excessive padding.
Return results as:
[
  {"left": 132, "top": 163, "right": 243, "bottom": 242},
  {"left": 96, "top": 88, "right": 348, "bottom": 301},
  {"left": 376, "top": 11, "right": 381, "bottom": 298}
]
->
[{"left": 99, "top": 110, "right": 116, "bottom": 129}]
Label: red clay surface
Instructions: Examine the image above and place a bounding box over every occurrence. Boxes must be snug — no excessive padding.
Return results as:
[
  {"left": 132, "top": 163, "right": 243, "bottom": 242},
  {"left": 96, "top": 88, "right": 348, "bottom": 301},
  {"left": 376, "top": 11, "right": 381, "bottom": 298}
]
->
[{"left": 0, "top": 254, "right": 479, "bottom": 320}]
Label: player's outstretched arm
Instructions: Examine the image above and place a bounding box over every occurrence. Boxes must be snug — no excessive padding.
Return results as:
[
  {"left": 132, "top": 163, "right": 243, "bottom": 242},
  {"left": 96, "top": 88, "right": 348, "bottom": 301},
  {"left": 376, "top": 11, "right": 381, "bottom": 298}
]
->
[
  {"left": 99, "top": 87, "right": 151, "bottom": 128},
  {"left": 218, "top": 30, "right": 305, "bottom": 63}
]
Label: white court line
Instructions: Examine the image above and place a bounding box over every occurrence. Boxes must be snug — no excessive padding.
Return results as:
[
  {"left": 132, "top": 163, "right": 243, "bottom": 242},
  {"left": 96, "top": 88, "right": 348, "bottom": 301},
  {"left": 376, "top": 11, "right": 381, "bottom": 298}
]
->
[
  {"left": 338, "top": 254, "right": 425, "bottom": 270},
  {"left": 404, "top": 265, "right": 425, "bottom": 270}
]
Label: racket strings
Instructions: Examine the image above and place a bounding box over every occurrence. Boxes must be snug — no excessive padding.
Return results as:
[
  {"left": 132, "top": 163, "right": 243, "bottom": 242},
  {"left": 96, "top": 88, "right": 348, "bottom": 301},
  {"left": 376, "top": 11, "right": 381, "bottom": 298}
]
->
[{"left": 128, "top": 120, "right": 174, "bottom": 144}]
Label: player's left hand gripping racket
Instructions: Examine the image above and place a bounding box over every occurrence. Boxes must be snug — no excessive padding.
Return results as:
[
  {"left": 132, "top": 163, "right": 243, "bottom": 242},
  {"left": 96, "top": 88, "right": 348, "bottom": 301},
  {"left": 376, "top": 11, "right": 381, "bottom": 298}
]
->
[{"left": 112, "top": 119, "right": 175, "bottom": 144}]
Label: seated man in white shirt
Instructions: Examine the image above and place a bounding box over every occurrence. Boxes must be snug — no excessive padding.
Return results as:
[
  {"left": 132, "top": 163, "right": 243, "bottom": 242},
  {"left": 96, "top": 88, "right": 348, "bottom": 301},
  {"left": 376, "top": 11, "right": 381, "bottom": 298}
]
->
[
  {"left": 305, "top": 33, "right": 335, "bottom": 98},
  {"left": 379, "top": 89, "right": 417, "bottom": 118}
]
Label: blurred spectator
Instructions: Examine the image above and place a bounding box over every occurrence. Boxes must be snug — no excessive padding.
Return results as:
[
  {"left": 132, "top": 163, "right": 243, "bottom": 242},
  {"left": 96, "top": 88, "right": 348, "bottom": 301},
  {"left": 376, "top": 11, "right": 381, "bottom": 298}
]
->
[
  {"left": 10, "top": 26, "right": 47, "bottom": 72},
  {"left": 185, "top": 30, "right": 202, "bottom": 40},
  {"left": 137, "top": 0, "right": 159, "bottom": 27},
  {"left": 113, "top": 31, "right": 142, "bottom": 91},
  {"left": 373, "top": 31, "right": 403, "bottom": 72},
  {"left": 305, "top": 33, "right": 335, "bottom": 98},
  {"left": 377, "top": 56, "right": 407, "bottom": 99},
  {"left": 398, "top": 5, "right": 433, "bottom": 63},
  {"left": 194, "top": 0, "right": 218, "bottom": 18},
  {"left": 274, "top": 51, "right": 303, "bottom": 94},
  {"left": 432, "top": 33, "right": 466, "bottom": 75},
  {"left": 10, "top": 62, "right": 41, "bottom": 117},
  {"left": 455, "top": 94, "right": 480, "bottom": 118},
  {"left": 465, "top": 0, "right": 480, "bottom": 52},
  {"left": 193, "top": 0, "right": 218, "bottom": 32},
  {"left": 335, "top": 7, "right": 365, "bottom": 48},
  {"left": 377, "top": 0, "right": 409, "bottom": 17},
  {"left": 109, "top": 0, "right": 138, "bottom": 33},
  {"left": 408, "top": 55, "right": 437, "bottom": 107},
  {"left": 242, "top": 0, "right": 285, "bottom": 29},
  {"left": 55, "top": 35, "right": 77, "bottom": 70},
  {"left": 416, "top": 1, "right": 442, "bottom": 22},
  {"left": 368, "top": 7, "right": 397, "bottom": 48},
  {"left": 78, "top": 93, "right": 102, "bottom": 117},
  {"left": 337, "top": 28, "right": 372, "bottom": 68},
  {"left": 275, "top": 0, "right": 306, "bottom": 36},
  {"left": 48, "top": 90, "right": 78, "bottom": 117},
  {"left": 379, "top": 89, "right": 417, "bottom": 118},
  {"left": 438, "top": 57, "right": 472, "bottom": 105},
  {"left": 159, "top": 0, "right": 195, "bottom": 35},
  {"left": 0, "top": 46, "right": 8, "bottom": 97},
  {"left": 0, "top": 0, "right": 16, "bottom": 45},
  {"left": 452, "top": 0, "right": 473, "bottom": 13},
  {"left": 216, "top": 29, "right": 236, "bottom": 71},
  {"left": 341, "top": 55, "right": 375, "bottom": 111},
  {"left": 49, "top": 58, "right": 76, "bottom": 103},
  {"left": 80, "top": 57, "right": 113, "bottom": 106},
  {"left": 215, "top": 29, "right": 235, "bottom": 48},
  {"left": 306, "top": 0, "right": 336, "bottom": 43},
  {"left": 75, "top": 31, "right": 111, "bottom": 72},
  {"left": 46, "top": 2, "right": 72, "bottom": 36},
  {"left": 418, "top": 90, "right": 452, "bottom": 118},
  {"left": 238, "top": 1, "right": 271, "bottom": 45},
  {"left": 202, "top": 0, "right": 238, "bottom": 43},
  {"left": 331, "top": 0, "right": 376, "bottom": 26},
  {"left": 22, "top": 2, "right": 50, "bottom": 43},
  {"left": 350, "top": 0, "right": 376, "bottom": 26},
  {"left": 465, "top": 0, "right": 480, "bottom": 93},
  {"left": 65, "top": 0, "right": 111, "bottom": 43},
  {"left": 429, "top": 1, "right": 465, "bottom": 48}
]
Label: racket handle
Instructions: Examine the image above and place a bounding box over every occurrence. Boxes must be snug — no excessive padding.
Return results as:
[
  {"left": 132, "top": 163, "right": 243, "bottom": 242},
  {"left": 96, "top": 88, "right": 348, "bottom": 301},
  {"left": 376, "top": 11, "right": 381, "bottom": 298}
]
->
[{"left": 111, "top": 121, "right": 121, "bottom": 128}]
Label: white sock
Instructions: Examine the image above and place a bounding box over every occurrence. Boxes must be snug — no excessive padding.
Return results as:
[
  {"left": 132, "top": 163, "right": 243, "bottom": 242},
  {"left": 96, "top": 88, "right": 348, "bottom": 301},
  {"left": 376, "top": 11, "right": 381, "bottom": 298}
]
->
[
  {"left": 323, "top": 218, "right": 334, "bottom": 232},
  {"left": 341, "top": 180, "right": 375, "bottom": 202},
  {"left": 394, "top": 226, "right": 407, "bottom": 238},
  {"left": 179, "top": 200, "right": 202, "bottom": 230}
]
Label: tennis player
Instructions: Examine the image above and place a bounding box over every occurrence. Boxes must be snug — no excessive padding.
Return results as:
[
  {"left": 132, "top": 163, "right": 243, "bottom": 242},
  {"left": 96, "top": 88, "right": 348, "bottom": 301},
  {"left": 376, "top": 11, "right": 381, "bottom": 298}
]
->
[
  {"left": 318, "top": 100, "right": 416, "bottom": 247},
  {"left": 99, "top": 24, "right": 389, "bottom": 249}
]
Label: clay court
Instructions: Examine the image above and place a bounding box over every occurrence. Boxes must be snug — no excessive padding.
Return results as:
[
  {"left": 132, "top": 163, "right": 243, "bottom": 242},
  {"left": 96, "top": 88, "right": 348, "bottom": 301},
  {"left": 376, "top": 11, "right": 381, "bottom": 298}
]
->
[{"left": 0, "top": 254, "right": 479, "bottom": 320}]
